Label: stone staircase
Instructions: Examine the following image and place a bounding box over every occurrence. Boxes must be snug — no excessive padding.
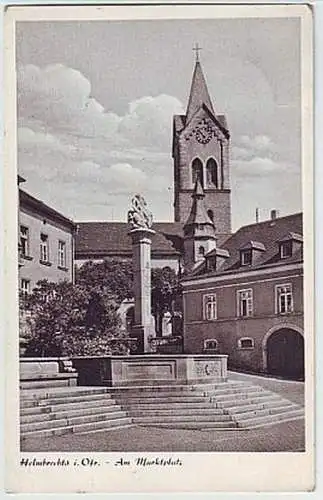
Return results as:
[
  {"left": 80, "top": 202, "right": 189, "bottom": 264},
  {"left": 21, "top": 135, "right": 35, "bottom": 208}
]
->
[
  {"left": 110, "top": 381, "right": 304, "bottom": 430},
  {"left": 20, "top": 386, "right": 133, "bottom": 439},
  {"left": 20, "top": 380, "right": 304, "bottom": 438}
]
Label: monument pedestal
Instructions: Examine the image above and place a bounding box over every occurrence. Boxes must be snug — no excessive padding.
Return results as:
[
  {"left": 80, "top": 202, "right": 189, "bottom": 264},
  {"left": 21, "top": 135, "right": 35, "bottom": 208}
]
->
[
  {"left": 72, "top": 354, "right": 228, "bottom": 387},
  {"left": 129, "top": 227, "right": 156, "bottom": 354}
]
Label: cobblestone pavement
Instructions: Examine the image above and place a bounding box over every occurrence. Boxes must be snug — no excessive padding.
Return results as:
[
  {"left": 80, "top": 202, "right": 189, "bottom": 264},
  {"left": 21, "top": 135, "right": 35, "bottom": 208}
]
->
[
  {"left": 21, "top": 373, "right": 306, "bottom": 453},
  {"left": 21, "top": 420, "right": 305, "bottom": 453}
]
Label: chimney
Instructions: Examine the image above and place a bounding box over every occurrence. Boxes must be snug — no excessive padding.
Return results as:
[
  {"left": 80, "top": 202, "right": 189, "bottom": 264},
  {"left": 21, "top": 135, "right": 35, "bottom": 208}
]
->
[
  {"left": 270, "top": 209, "right": 279, "bottom": 220},
  {"left": 256, "top": 208, "right": 259, "bottom": 224}
]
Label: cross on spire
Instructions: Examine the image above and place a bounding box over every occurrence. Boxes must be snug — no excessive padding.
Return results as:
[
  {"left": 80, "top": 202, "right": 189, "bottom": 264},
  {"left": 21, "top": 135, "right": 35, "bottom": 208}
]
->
[{"left": 193, "top": 42, "right": 202, "bottom": 62}]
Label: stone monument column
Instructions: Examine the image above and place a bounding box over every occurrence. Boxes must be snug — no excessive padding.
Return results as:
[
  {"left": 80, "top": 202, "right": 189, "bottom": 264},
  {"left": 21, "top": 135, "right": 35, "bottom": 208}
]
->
[{"left": 128, "top": 195, "right": 156, "bottom": 353}]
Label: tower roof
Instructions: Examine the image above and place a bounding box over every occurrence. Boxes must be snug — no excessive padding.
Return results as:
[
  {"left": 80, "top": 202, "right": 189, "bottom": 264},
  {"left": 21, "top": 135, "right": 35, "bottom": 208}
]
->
[
  {"left": 184, "top": 179, "right": 215, "bottom": 229},
  {"left": 186, "top": 60, "right": 215, "bottom": 123}
]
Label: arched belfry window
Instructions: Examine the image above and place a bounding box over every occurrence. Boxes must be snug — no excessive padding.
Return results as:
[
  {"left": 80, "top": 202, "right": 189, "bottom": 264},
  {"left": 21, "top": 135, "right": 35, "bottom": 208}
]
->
[
  {"left": 206, "top": 158, "right": 218, "bottom": 188},
  {"left": 192, "top": 158, "right": 204, "bottom": 187}
]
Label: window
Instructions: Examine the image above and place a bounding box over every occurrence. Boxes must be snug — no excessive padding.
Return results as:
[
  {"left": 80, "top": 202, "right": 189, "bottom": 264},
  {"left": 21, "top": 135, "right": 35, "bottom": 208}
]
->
[
  {"left": 206, "top": 158, "right": 218, "bottom": 188},
  {"left": 276, "top": 284, "right": 293, "bottom": 314},
  {"left": 40, "top": 234, "right": 49, "bottom": 263},
  {"left": 20, "top": 226, "right": 29, "bottom": 257},
  {"left": 20, "top": 279, "right": 30, "bottom": 297},
  {"left": 203, "top": 294, "right": 217, "bottom": 320},
  {"left": 58, "top": 240, "right": 66, "bottom": 268},
  {"left": 207, "top": 209, "right": 214, "bottom": 222},
  {"left": 237, "top": 289, "right": 253, "bottom": 317},
  {"left": 204, "top": 339, "right": 218, "bottom": 351},
  {"left": 192, "top": 158, "right": 204, "bottom": 187},
  {"left": 238, "top": 337, "right": 254, "bottom": 349},
  {"left": 280, "top": 241, "right": 292, "bottom": 259},
  {"left": 240, "top": 250, "right": 252, "bottom": 266},
  {"left": 198, "top": 245, "right": 205, "bottom": 257}
]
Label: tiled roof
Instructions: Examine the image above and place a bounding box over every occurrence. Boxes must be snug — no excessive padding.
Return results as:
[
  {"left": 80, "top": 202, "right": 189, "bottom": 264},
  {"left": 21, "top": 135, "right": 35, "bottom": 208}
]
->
[
  {"left": 75, "top": 220, "right": 231, "bottom": 260},
  {"left": 189, "top": 213, "right": 303, "bottom": 278},
  {"left": 75, "top": 222, "right": 185, "bottom": 259}
]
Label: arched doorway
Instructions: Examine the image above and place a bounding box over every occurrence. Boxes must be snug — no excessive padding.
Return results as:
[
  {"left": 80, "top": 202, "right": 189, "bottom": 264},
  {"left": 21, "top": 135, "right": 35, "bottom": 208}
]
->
[{"left": 266, "top": 328, "right": 304, "bottom": 380}]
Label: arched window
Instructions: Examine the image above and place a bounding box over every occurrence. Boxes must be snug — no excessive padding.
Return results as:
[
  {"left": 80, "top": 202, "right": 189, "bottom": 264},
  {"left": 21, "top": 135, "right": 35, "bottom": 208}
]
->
[
  {"left": 207, "top": 209, "right": 214, "bottom": 222},
  {"left": 198, "top": 245, "right": 205, "bottom": 256},
  {"left": 192, "top": 158, "right": 204, "bottom": 187},
  {"left": 206, "top": 158, "right": 218, "bottom": 188}
]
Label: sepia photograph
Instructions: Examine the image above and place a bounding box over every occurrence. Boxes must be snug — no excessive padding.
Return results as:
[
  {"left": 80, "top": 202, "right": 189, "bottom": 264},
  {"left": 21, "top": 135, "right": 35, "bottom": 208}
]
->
[{"left": 4, "top": 2, "right": 314, "bottom": 494}]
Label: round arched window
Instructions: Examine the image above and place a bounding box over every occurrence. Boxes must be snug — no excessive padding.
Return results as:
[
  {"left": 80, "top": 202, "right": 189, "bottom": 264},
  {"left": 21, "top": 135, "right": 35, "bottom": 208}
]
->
[
  {"left": 192, "top": 158, "right": 204, "bottom": 187},
  {"left": 206, "top": 158, "right": 218, "bottom": 188}
]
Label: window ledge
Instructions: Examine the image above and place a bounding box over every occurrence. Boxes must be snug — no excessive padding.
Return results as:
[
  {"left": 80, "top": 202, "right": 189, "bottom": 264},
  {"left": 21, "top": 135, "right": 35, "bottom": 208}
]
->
[
  {"left": 21, "top": 255, "right": 33, "bottom": 261},
  {"left": 39, "top": 260, "right": 52, "bottom": 267},
  {"left": 238, "top": 347, "right": 254, "bottom": 351},
  {"left": 58, "top": 266, "right": 68, "bottom": 272}
]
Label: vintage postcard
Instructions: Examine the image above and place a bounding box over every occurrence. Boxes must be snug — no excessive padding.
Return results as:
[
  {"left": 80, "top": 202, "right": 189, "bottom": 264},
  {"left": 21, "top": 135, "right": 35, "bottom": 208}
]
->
[{"left": 3, "top": 2, "right": 314, "bottom": 494}]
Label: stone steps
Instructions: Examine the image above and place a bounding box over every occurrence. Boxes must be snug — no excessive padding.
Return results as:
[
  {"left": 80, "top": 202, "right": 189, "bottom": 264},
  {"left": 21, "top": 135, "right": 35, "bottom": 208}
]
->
[
  {"left": 142, "top": 421, "right": 238, "bottom": 430},
  {"left": 21, "top": 398, "right": 117, "bottom": 416},
  {"left": 133, "top": 413, "right": 232, "bottom": 424},
  {"left": 226, "top": 399, "right": 292, "bottom": 414},
  {"left": 21, "top": 392, "right": 113, "bottom": 408},
  {"left": 126, "top": 401, "right": 219, "bottom": 411},
  {"left": 20, "top": 386, "right": 110, "bottom": 400},
  {"left": 236, "top": 408, "right": 304, "bottom": 428},
  {"left": 20, "top": 379, "right": 74, "bottom": 390},
  {"left": 114, "top": 382, "right": 304, "bottom": 431},
  {"left": 115, "top": 396, "right": 208, "bottom": 405},
  {"left": 21, "top": 418, "right": 133, "bottom": 438},
  {"left": 20, "top": 387, "right": 133, "bottom": 438},
  {"left": 214, "top": 394, "right": 282, "bottom": 408},
  {"left": 21, "top": 404, "right": 123, "bottom": 424},
  {"left": 21, "top": 410, "right": 128, "bottom": 433},
  {"left": 130, "top": 408, "right": 225, "bottom": 417}
]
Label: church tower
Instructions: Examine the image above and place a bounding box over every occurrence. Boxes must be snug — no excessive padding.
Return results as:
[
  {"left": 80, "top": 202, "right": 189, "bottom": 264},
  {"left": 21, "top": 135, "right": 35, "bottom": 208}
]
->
[{"left": 172, "top": 48, "right": 231, "bottom": 236}]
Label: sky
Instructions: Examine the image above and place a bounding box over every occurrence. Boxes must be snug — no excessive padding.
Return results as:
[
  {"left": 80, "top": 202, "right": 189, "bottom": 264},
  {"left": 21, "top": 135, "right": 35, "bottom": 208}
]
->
[{"left": 16, "top": 17, "right": 302, "bottom": 230}]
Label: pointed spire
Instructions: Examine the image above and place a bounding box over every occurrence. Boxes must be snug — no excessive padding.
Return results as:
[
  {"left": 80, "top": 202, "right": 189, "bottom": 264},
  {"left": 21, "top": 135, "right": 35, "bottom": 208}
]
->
[
  {"left": 184, "top": 179, "right": 214, "bottom": 229},
  {"left": 186, "top": 59, "right": 215, "bottom": 123}
]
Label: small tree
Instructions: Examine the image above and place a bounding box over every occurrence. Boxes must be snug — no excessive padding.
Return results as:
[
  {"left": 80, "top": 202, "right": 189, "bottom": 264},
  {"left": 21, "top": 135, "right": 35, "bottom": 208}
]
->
[
  {"left": 21, "top": 279, "right": 129, "bottom": 357},
  {"left": 75, "top": 259, "right": 133, "bottom": 303}
]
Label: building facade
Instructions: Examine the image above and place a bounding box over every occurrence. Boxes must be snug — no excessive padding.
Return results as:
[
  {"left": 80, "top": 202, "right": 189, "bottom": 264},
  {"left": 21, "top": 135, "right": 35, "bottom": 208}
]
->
[
  {"left": 182, "top": 213, "right": 304, "bottom": 380},
  {"left": 19, "top": 189, "right": 77, "bottom": 293}
]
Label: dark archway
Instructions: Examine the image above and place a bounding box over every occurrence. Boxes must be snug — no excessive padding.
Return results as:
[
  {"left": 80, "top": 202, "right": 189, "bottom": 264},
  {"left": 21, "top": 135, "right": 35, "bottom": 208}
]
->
[
  {"left": 192, "top": 158, "right": 204, "bottom": 187},
  {"left": 206, "top": 158, "right": 218, "bottom": 188},
  {"left": 266, "top": 328, "right": 304, "bottom": 380}
]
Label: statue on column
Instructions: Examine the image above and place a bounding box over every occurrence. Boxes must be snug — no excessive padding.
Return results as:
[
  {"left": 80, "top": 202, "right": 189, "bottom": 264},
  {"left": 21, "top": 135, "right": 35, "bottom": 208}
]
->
[{"left": 127, "top": 194, "right": 153, "bottom": 230}]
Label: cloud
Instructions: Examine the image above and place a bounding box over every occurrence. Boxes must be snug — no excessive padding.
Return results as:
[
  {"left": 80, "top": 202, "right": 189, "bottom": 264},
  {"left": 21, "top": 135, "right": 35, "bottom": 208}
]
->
[
  {"left": 239, "top": 134, "right": 274, "bottom": 151},
  {"left": 18, "top": 64, "right": 121, "bottom": 138},
  {"left": 17, "top": 63, "right": 182, "bottom": 219}
]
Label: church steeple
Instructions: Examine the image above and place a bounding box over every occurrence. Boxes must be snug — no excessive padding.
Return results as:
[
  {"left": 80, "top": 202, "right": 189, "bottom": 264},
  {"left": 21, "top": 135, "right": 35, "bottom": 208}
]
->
[
  {"left": 184, "top": 178, "right": 214, "bottom": 230},
  {"left": 172, "top": 50, "right": 231, "bottom": 237},
  {"left": 186, "top": 59, "right": 215, "bottom": 123},
  {"left": 183, "top": 179, "right": 217, "bottom": 271}
]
